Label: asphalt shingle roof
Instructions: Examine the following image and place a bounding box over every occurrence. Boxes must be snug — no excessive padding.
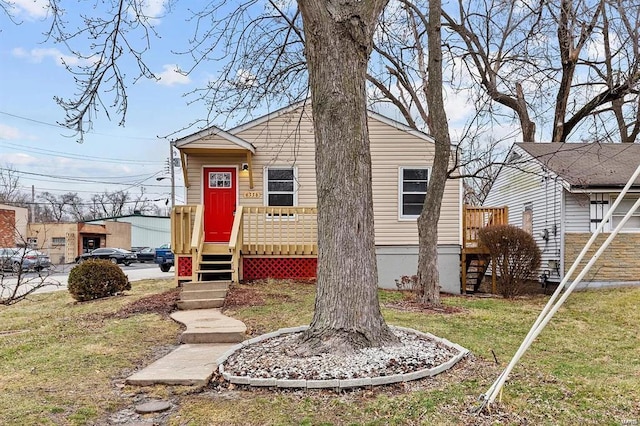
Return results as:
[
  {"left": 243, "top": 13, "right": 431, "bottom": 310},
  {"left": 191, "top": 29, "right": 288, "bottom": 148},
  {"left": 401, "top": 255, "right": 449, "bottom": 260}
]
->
[{"left": 516, "top": 142, "right": 640, "bottom": 188}]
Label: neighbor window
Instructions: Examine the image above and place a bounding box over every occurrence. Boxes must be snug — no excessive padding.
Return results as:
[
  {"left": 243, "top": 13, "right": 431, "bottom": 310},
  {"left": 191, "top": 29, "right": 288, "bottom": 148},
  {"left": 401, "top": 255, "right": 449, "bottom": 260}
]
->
[
  {"left": 52, "top": 237, "right": 66, "bottom": 246},
  {"left": 610, "top": 195, "right": 640, "bottom": 231},
  {"left": 265, "top": 167, "right": 296, "bottom": 207},
  {"left": 399, "top": 167, "right": 429, "bottom": 218}
]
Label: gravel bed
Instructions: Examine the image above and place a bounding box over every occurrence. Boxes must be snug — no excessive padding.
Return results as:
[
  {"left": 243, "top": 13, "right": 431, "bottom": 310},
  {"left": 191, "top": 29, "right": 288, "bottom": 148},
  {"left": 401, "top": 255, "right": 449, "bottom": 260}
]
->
[{"left": 223, "top": 328, "right": 462, "bottom": 381}]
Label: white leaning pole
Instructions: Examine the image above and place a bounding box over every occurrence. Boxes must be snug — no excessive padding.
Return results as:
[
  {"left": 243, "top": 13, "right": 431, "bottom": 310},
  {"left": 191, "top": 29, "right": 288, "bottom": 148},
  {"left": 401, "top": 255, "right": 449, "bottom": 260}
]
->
[{"left": 480, "top": 164, "right": 640, "bottom": 410}]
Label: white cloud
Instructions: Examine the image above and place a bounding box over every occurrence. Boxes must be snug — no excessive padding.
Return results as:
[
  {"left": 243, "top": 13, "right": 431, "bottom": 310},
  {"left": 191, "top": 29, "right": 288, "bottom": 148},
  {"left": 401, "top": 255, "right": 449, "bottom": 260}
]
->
[
  {"left": 140, "top": 0, "right": 165, "bottom": 18},
  {"left": 11, "top": 47, "right": 92, "bottom": 67},
  {"left": 156, "top": 64, "right": 190, "bottom": 86},
  {"left": 235, "top": 69, "right": 258, "bottom": 88},
  {"left": 9, "top": 0, "right": 49, "bottom": 19},
  {"left": 128, "top": 0, "right": 166, "bottom": 23},
  {"left": 1, "top": 152, "right": 39, "bottom": 166},
  {"left": 0, "top": 124, "right": 24, "bottom": 140}
]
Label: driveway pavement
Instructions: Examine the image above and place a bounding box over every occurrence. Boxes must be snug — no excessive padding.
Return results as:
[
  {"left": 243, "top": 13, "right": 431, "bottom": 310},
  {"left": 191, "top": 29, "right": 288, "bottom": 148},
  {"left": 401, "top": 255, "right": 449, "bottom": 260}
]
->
[{"left": 0, "top": 263, "right": 174, "bottom": 297}]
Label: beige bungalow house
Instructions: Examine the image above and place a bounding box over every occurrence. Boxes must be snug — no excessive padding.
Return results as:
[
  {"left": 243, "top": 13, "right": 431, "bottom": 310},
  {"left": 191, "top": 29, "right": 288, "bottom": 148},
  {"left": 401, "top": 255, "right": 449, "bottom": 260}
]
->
[{"left": 171, "top": 102, "right": 493, "bottom": 294}]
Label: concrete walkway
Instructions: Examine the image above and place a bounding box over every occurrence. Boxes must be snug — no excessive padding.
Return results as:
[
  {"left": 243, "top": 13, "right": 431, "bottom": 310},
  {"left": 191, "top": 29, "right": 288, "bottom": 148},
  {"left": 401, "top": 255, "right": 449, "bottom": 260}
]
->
[{"left": 126, "top": 309, "right": 247, "bottom": 386}]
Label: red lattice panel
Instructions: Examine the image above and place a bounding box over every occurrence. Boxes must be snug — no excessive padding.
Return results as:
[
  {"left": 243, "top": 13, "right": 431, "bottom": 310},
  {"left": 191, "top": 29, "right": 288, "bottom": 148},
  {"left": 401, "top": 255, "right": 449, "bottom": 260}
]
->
[
  {"left": 177, "top": 256, "right": 192, "bottom": 277},
  {"left": 243, "top": 257, "right": 317, "bottom": 281}
]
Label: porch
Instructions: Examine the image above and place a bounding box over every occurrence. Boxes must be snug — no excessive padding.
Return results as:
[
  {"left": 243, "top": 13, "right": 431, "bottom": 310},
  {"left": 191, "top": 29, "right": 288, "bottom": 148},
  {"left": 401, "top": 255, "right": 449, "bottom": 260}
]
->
[
  {"left": 170, "top": 204, "right": 508, "bottom": 292},
  {"left": 461, "top": 205, "right": 509, "bottom": 294},
  {"left": 171, "top": 205, "right": 318, "bottom": 284}
]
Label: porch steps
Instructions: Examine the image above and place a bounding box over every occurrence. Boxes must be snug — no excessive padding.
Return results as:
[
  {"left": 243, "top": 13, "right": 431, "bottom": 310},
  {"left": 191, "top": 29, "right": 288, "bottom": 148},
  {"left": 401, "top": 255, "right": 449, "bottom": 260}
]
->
[
  {"left": 177, "top": 280, "right": 231, "bottom": 311},
  {"left": 201, "top": 244, "right": 231, "bottom": 255},
  {"left": 196, "top": 251, "right": 234, "bottom": 282},
  {"left": 464, "top": 254, "right": 490, "bottom": 294}
]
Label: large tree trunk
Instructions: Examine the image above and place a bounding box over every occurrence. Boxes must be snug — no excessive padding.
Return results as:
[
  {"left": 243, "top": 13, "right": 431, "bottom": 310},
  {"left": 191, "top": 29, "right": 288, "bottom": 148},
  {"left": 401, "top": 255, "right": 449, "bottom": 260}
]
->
[
  {"left": 297, "top": 0, "right": 396, "bottom": 355},
  {"left": 416, "top": 0, "right": 452, "bottom": 305}
]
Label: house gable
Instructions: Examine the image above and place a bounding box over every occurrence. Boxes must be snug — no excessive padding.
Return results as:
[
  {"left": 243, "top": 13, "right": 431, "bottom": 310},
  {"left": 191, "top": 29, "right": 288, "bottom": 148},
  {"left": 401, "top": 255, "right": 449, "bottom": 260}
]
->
[{"left": 175, "top": 125, "right": 256, "bottom": 154}]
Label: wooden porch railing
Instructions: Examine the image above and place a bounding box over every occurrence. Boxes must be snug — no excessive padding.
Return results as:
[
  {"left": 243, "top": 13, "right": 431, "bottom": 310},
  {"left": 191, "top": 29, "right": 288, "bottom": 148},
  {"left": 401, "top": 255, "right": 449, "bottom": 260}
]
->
[
  {"left": 170, "top": 205, "right": 318, "bottom": 280},
  {"left": 462, "top": 205, "right": 509, "bottom": 250},
  {"left": 171, "top": 205, "right": 200, "bottom": 255},
  {"left": 241, "top": 206, "right": 318, "bottom": 255},
  {"left": 229, "top": 206, "right": 244, "bottom": 282}
]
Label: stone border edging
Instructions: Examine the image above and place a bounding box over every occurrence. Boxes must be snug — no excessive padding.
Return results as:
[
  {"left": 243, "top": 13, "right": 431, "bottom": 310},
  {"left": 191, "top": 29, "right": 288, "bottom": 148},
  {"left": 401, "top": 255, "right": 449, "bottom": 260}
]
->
[{"left": 216, "top": 325, "right": 469, "bottom": 389}]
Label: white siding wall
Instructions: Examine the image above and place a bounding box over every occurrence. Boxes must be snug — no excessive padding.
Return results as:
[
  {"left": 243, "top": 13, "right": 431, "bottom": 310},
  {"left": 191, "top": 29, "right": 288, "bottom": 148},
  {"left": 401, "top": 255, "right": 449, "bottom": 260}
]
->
[
  {"left": 564, "top": 192, "right": 591, "bottom": 233},
  {"left": 183, "top": 105, "right": 461, "bottom": 246},
  {"left": 483, "top": 146, "right": 563, "bottom": 281}
]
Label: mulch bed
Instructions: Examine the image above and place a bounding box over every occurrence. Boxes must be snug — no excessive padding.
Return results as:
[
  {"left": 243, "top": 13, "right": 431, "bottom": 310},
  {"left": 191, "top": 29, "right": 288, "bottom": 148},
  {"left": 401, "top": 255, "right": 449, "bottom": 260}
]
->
[{"left": 109, "top": 288, "right": 181, "bottom": 319}]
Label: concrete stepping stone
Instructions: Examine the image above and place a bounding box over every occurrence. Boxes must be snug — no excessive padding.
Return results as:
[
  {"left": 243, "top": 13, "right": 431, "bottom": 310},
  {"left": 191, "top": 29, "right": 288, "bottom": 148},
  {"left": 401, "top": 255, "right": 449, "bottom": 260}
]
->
[{"left": 135, "top": 400, "right": 172, "bottom": 414}]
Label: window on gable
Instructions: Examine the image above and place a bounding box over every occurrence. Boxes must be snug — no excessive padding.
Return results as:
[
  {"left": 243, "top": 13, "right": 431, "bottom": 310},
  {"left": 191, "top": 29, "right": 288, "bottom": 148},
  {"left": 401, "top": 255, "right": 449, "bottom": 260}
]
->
[
  {"left": 400, "top": 167, "right": 429, "bottom": 218},
  {"left": 265, "top": 167, "right": 296, "bottom": 207}
]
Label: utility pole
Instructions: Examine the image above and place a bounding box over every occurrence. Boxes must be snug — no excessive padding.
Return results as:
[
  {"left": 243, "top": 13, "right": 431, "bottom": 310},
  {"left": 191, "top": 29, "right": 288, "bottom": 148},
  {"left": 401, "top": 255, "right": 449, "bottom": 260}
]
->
[
  {"left": 31, "top": 185, "right": 35, "bottom": 222},
  {"left": 169, "top": 141, "right": 175, "bottom": 209}
]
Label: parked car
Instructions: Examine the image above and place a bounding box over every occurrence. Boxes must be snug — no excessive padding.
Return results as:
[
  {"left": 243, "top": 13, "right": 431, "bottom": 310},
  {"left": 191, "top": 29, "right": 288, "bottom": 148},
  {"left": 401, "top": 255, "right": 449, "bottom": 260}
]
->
[
  {"left": 135, "top": 247, "right": 155, "bottom": 263},
  {"left": 75, "top": 248, "right": 137, "bottom": 266},
  {"left": 154, "top": 244, "right": 174, "bottom": 272},
  {"left": 1, "top": 247, "right": 51, "bottom": 273}
]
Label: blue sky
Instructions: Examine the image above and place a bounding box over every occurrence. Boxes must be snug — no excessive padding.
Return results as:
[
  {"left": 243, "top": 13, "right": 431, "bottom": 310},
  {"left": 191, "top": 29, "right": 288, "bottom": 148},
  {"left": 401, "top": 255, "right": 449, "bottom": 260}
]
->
[
  {"left": 0, "top": 0, "right": 520, "bottom": 210},
  {"left": 0, "top": 0, "right": 221, "bottom": 206}
]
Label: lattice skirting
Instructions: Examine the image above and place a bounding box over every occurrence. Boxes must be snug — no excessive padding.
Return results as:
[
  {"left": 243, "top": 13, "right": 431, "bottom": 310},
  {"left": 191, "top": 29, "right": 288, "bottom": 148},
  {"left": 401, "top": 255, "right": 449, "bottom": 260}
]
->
[
  {"left": 243, "top": 257, "right": 317, "bottom": 281},
  {"left": 177, "top": 255, "right": 192, "bottom": 278}
]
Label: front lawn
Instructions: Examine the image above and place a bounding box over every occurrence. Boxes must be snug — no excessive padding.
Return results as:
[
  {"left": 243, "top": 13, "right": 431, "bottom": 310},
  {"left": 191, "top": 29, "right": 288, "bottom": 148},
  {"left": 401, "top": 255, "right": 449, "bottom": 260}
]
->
[{"left": 1, "top": 279, "right": 638, "bottom": 425}]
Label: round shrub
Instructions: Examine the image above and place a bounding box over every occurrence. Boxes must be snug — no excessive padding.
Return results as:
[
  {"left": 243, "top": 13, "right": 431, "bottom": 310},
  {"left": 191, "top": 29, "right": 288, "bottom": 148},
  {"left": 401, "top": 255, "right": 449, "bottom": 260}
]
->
[
  {"left": 479, "top": 224, "right": 541, "bottom": 298},
  {"left": 67, "top": 259, "right": 131, "bottom": 302}
]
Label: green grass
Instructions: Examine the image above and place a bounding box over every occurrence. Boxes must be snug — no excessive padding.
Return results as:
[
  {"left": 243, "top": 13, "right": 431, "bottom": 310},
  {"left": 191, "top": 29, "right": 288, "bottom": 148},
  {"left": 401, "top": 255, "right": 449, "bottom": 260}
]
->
[
  {"left": 1, "top": 279, "right": 639, "bottom": 425},
  {"left": 0, "top": 279, "right": 179, "bottom": 425}
]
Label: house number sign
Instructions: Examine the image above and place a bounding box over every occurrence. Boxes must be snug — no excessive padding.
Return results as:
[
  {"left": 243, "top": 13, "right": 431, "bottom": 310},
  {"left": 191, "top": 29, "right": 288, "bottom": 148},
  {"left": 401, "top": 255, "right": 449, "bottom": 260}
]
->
[{"left": 244, "top": 191, "right": 262, "bottom": 198}]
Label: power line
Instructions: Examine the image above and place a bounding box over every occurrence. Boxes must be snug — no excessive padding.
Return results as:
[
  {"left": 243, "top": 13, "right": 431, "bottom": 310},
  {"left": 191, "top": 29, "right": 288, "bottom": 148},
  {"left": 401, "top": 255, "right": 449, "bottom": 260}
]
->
[
  {"left": 24, "top": 198, "right": 168, "bottom": 206},
  {"left": 0, "top": 110, "right": 162, "bottom": 141},
  {"left": 0, "top": 167, "right": 169, "bottom": 187},
  {"left": 0, "top": 141, "right": 163, "bottom": 165}
]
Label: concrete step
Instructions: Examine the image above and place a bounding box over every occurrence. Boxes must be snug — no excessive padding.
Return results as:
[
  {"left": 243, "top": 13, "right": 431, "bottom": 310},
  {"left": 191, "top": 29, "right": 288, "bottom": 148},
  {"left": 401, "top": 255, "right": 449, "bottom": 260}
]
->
[
  {"left": 180, "top": 330, "right": 246, "bottom": 344},
  {"left": 180, "top": 288, "right": 228, "bottom": 301},
  {"left": 181, "top": 281, "right": 231, "bottom": 291},
  {"left": 171, "top": 309, "right": 247, "bottom": 344},
  {"left": 177, "top": 298, "right": 224, "bottom": 310}
]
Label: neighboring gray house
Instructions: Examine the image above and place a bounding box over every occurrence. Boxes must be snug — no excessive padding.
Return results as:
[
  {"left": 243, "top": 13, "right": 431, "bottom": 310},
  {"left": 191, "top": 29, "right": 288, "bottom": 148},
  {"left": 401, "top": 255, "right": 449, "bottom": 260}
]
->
[
  {"left": 85, "top": 213, "right": 170, "bottom": 249},
  {"left": 484, "top": 142, "right": 640, "bottom": 287}
]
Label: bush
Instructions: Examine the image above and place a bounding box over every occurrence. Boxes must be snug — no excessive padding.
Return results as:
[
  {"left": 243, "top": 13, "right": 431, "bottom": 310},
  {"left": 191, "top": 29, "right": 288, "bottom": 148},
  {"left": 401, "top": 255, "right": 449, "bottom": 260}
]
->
[
  {"left": 67, "top": 259, "right": 131, "bottom": 302},
  {"left": 479, "top": 224, "right": 541, "bottom": 298}
]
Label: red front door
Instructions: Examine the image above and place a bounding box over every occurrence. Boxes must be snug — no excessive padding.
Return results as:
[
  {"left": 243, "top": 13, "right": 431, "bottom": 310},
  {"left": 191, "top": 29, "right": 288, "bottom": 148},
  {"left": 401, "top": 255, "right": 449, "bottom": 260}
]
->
[{"left": 203, "top": 167, "right": 237, "bottom": 242}]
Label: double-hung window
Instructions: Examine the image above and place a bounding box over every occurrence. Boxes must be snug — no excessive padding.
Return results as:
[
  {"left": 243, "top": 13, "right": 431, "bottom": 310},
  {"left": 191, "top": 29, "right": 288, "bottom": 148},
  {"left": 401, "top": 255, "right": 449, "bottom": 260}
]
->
[
  {"left": 399, "top": 167, "right": 429, "bottom": 219},
  {"left": 264, "top": 167, "right": 297, "bottom": 214},
  {"left": 610, "top": 195, "right": 640, "bottom": 231}
]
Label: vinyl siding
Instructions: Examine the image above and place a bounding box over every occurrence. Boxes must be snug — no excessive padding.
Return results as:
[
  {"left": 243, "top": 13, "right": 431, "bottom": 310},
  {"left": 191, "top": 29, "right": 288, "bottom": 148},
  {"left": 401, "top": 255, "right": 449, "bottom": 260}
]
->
[
  {"left": 183, "top": 105, "right": 461, "bottom": 246},
  {"left": 563, "top": 192, "right": 590, "bottom": 233},
  {"left": 483, "top": 146, "right": 563, "bottom": 280}
]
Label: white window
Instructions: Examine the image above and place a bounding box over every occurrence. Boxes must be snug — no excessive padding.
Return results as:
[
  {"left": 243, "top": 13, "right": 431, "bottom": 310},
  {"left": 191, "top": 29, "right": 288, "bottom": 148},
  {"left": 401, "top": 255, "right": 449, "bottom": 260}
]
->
[
  {"left": 610, "top": 195, "right": 640, "bottom": 231},
  {"left": 264, "top": 167, "right": 297, "bottom": 207},
  {"left": 208, "top": 172, "right": 231, "bottom": 188},
  {"left": 399, "top": 167, "right": 429, "bottom": 219},
  {"left": 52, "top": 237, "right": 66, "bottom": 246}
]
